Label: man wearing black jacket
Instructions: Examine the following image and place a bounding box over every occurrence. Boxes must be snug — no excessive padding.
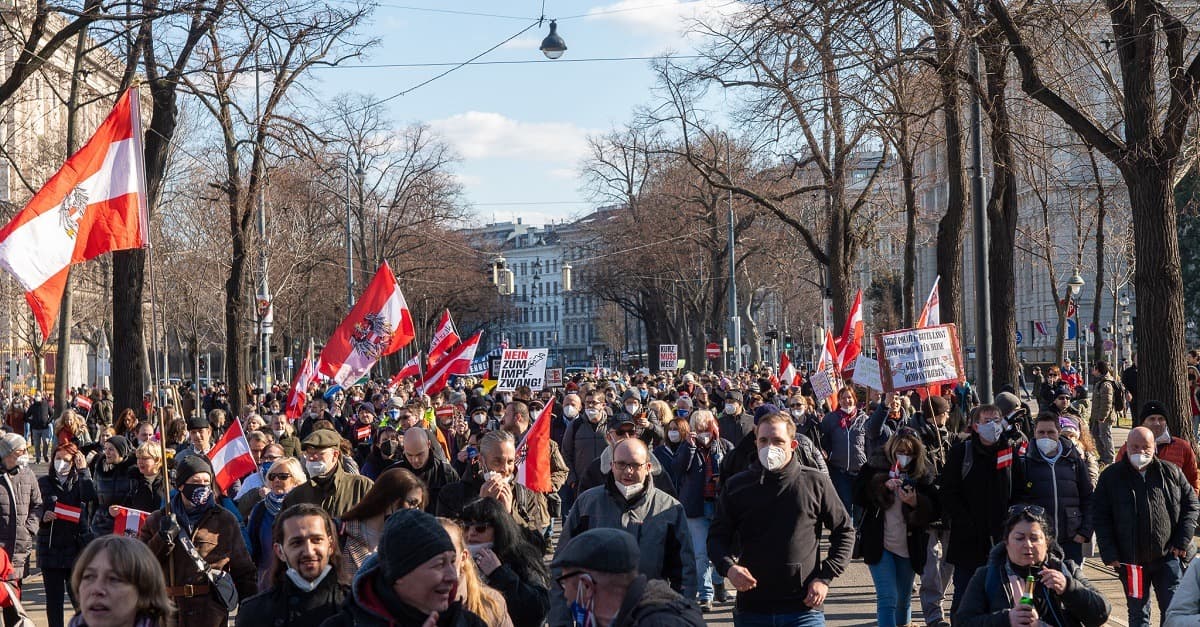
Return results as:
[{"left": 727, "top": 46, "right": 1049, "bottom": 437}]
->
[{"left": 708, "top": 413, "right": 853, "bottom": 626}]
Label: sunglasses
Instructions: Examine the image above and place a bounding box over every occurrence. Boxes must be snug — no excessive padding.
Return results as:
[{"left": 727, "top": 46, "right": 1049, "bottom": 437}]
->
[
  {"left": 1007, "top": 504, "right": 1046, "bottom": 518},
  {"left": 267, "top": 472, "right": 292, "bottom": 481},
  {"left": 461, "top": 521, "right": 492, "bottom": 534}
]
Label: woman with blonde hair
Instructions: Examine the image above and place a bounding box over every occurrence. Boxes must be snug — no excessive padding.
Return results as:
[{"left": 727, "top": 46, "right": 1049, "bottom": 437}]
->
[
  {"left": 69, "top": 535, "right": 174, "bottom": 627},
  {"left": 437, "top": 518, "right": 513, "bottom": 627}
]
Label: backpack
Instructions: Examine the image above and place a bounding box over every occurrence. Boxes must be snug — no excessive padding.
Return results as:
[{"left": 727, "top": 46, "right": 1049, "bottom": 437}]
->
[{"left": 1105, "top": 379, "right": 1127, "bottom": 412}]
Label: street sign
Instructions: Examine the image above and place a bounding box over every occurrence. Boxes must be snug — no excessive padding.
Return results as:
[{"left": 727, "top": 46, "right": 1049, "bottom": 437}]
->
[
  {"left": 1015, "top": 330, "right": 1023, "bottom": 345},
  {"left": 1103, "top": 339, "right": 1115, "bottom": 351},
  {"left": 705, "top": 343, "right": 720, "bottom": 359}
]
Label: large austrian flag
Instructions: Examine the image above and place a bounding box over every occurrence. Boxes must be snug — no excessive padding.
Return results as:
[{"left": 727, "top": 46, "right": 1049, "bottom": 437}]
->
[
  {"left": 207, "top": 417, "right": 257, "bottom": 492},
  {"left": 516, "top": 398, "right": 554, "bottom": 493},
  {"left": 0, "top": 88, "right": 148, "bottom": 336},
  {"left": 319, "top": 261, "right": 415, "bottom": 388}
]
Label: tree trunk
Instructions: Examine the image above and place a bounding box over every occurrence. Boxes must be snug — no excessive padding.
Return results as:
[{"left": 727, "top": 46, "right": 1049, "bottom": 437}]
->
[
  {"left": 112, "top": 251, "right": 148, "bottom": 415},
  {"left": 225, "top": 217, "right": 247, "bottom": 414},
  {"left": 641, "top": 290, "right": 671, "bottom": 372},
  {"left": 933, "top": 12, "right": 966, "bottom": 327},
  {"left": 1089, "top": 150, "right": 1107, "bottom": 364},
  {"left": 1126, "top": 170, "right": 1190, "bottom": 439},
  {"left": 901, "top": 152, "right": 918, "bottom": 328},
  {"left": 981, "top": 31, "right": 1020, "bottom": 393}
]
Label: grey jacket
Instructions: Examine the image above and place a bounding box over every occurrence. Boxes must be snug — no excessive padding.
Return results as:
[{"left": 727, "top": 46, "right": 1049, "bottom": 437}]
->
[
  {"left": 550, "top": 478, "right": 696, "bottom": 626},
  {"left": 0, "top": 465, "right": 41, "bottom": 578},
  {"left": 819, "top": 408, "right": 869, "bottom": 474}
]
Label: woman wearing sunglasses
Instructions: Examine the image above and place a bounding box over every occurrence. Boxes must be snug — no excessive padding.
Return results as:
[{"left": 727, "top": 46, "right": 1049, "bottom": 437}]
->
[
  {"left": 246, "top": 456, "right": 305, "bottom": 587},
  {"left": 460, "top": 497, "right": 550, "bottom": 627},
  {"left": 336, "top": 468, "right": 428, "bottom": 583},
  {"left": 955, "top": 505, "right": 1110, "bottom": 626}
]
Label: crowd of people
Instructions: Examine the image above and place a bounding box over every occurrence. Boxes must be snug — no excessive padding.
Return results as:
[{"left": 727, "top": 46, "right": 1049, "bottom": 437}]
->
[{"left": 0, "top": 354, "right": 1199, "bottom": 626}]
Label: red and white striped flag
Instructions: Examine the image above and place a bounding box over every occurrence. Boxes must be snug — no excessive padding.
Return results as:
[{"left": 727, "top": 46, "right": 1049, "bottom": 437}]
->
[
  {"left": 356, "top": 424, "right": 372, "bottom": 442},
  {"left": 417, "top": 331, "right": 481, "bottom": 395},
  {"left": 836, "top": 290, "right": 864, "bottom": 376},
  {"left": 318, "top": 261, "right": 416, "bottom": 388},
  {"left": 389, "top": 354, "right": 422, "bottom": 390},
  {"left": 816, "top": 330, "right": 842, "bottom": 411},
  {"left": 0, "top": 88, "right": 148, "bottom": 336},
  {"left": 516, "top": 398, "right": 554, "bottom": 493},
  {"left": 74, "top": 395, "right": 93, "bottom": 412},
  {"left": 996, "top": 447, "right": 1014, "bottom": 469},
  {"left": 917, "top": 276, "right": 941, "bottom": 328},
  {"left": 285, "top": 343, "right": 316, "bottom": 420},
  {"left": 113, "top": 506, "right": 150, "bottom": 537},
  {"left": 206, "top": 416, "right": 257, "bottom": 492},
  {"left": 779, "top": 352, "right": 801, "bottom": 388},
  {"left": 427, "top": 309, "right": 460, "bottom": 368},
  {"left": 53, "top": 501, "right": 82, "bottom": 523},
  {"left": 1125, "top": 563, "right": 1145, "bottom": 599}
]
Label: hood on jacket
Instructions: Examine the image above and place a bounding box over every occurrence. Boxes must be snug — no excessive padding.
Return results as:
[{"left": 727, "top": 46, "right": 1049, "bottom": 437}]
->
[{"left": 347, "top": 555, "right": 393, "bottom": 624}]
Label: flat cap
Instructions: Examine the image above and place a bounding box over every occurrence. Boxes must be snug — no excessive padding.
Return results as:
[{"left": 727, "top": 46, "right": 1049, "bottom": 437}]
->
[
  {"left": 551, "top": 528, "right": 639, "bottom": 574},
  {"left": 185, "top": 415, "right": 210, "bottom": 430},
  {"left": 302, "top": 428, "right": 341, "bottom": 449}
]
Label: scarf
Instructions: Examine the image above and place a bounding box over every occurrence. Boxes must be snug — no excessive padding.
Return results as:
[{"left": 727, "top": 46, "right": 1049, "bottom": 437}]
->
[
  {"left": 170, "top": 491, "right": 212, "bottom": 537},
  {"left": 838, "top": 408, "right": 857, "bottom": 430},
  {"left": 264, "top": 491, "right": 286, "bottom": 516}
]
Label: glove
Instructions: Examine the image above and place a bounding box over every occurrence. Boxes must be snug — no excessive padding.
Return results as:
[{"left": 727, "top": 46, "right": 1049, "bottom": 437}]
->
[{"left": 159, "top": 514, "right": 181, "bottom": 543}]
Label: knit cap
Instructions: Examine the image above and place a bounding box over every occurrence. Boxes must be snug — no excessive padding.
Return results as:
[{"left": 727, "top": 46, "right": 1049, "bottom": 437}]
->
[{"left": 378, "top": 508, "right": 455, "bottom": 583}]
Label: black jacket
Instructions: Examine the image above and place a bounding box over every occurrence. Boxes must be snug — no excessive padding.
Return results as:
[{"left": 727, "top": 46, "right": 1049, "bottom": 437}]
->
[
  {"left": 954, "top": 542, "right": 1110, "bottom": 626},
  {"left": 939, "top": 433, "right": 1026, "bottom": 567},
  {"left": 1013, "top": 441, "right": 1093, "bottom": 540},
  {"left": 36, "top": 468, "right": 96, "bottom": 569},
  {"left": 611, "top": 576, "right": 705, "bottom": 627},
  {"left": 121, "top": 467, "right": 166, "bottom": 513},
  {"left": 237, "top": 572, "right": 348, "bottom": 627},
  {"left": 719, "top": 431, "right": 826, "bottom": 488},
  {"left": 1092, "top": 457, "right": 1199, "bottom": 566},
  {"left": 320, "top": 555, "right": 487, "bottom": 627},
  {"left": 386, "top": 456, "right": 460, "bottom": 514},
  {"left": 852, "top": 453, "right": 939, "bottom": 573},
  {"left": 717, "top": 411, "right": 755, "bottom": 447},
  {"left": 708, "top": 455, "right": 853, "bottom": 614}
]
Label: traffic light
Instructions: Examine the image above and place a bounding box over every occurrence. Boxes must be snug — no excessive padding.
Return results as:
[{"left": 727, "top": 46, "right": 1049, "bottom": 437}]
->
[{"left": 784, "top": 335, "right": 794, "bottom": 349}]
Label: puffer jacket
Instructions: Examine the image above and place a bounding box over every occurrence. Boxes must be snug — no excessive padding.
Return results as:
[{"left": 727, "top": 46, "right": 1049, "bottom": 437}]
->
[
  {"left": 0, "top": 465, "right": 41, "bottom": 578},
  {"left": 819, "top": 408, "right": 868, "bottom": 473},
  {"left": 954, "top": 542, "right": 1110, "bottom": 626},
  {"left": 550, "top": 476, "right": 695, "bottom": 626},
  {"left": 939, "top": 433, "right": 1026, "bottom": 567},
  {"left": 36, "top": 467, "right": 96, "bottom": 570},
  {"left": 852, "top": 452, "right": 939, "bottom": 572},
  {"left": 611, "top": 575, "right": 705, "bottom": 627},
  {"left": 672, "top": 437, "right": 734, "bottom": 518},
  {"left": 561, "top": 416, "right": 608, "bottom": 482},
  {"left": 90, "top": 456, "right": 136, "bottom": 535},
  {"left": 1093, "top": 457, "right": 1199, "bottom": 567},
  {"left": 319, "top": 554, "right": 487, "bottom": 627},
  {"left": 1013, "top": 440, "right": 1093, "bottom": 540}
]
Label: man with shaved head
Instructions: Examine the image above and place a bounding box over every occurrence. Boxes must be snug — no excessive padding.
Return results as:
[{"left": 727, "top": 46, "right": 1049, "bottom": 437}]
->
[
  {"left": 550, "top": 437, "right": 696, "bottom": 622},
  {"left": 1094, "top": 425, "right": 1199, "bottom": 626},
  {"left": 387, "top": 426, "right": 459, "bottom": 513}
]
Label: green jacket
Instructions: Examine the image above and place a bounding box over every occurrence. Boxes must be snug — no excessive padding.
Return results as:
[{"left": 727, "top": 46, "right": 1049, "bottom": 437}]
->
[{"left": 283, "top": 463, "right": 373, "bottom": 518}]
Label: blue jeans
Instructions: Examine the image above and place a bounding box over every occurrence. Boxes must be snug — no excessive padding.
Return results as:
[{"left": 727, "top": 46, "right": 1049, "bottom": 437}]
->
[
  {"left": 829, "top": 467, "right": 860, "bottom": 523},
  {"left": 687, "top": 501, "right": 722, "bottom": 601},
  {"left": 734, "top": 609, "right": 824, "bottom": 627},
  {"left": 1120, "top": 555, "right": 1182, "bottom": 627},
  {"left": 867, "top": 550, "right": 915, "bottom": 627},
  {"left": 30, "top": 427, "right": 51, "bottom": 461}
]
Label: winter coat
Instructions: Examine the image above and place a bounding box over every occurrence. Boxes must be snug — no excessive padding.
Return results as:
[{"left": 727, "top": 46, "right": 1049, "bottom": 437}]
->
[
  {"left": 1092, "top": 457, "right": 1199, "bottom": 567},
  {"left": 36, "top": 467, "right": 96, "bottom": 570},
  {"left": 1165, "top": 556, "right": 1200, "bottom": 626},
  {"left": 708, "top": 454, "right": 854, "bottom": 614},
  {"left": 852, "top": 452, "right": 938, "bottom": 572},
  {"left": 24, "top": 401, "right": 49, "bottom": 430},
  {"left": 577, "top": 446, "right": 678, "bottom": 498},
  {"left": 818, "top": 408, "right": 868, "bottom": 474},
  {"left": 0, "top": 465, "right": 41, "bottom": 577},
  {"left": 938, "top": 433, "right": 1026, "bottom": 568},
  {"left": 282, "top": 462, "right": 373, "bottom": 519},
  {"left": 90, "top": 456, "right": 138, "bottom": 535},
  {"left": 122, "top": 467, "right": 167, "bottom": 513},
  {"left": 551, "top": 476, "right": 695, "bottom": 626},
  {"left": 482, "top": 560, "right": 549, "bottom": 627},
  {"left": 611, "top": 575, "right": 705, "bottom": 627},
  {"left": 720, "top": 430, "right": 827, "bottom": 487},
  {"left": 141, "top": 498, "right": 258, "bottom": 627},
  {"left": 652, "top": 443, "right": 682, "bottom": 487},
  {"left": 672, "top": 437, "right": 733, "bottom": 518},
  {"left": 954, "top": 542, "right": 1110, "bottom": 626},
  {"left": 1013, "top": 440, "right": 1094, "bottom": 540},
  {"left": 560, "top": 416, "right": 608, "bottom": 482},
  {"left": 865, "top": 405, "right": 912, "bottom": 458},
  {"left": 236, "top": 570, "right": 348, "bottom": 627},
  {"left": 716, "top": 411, "right": 755, "bottom": 446},
  {"left": 1088, "top": 377, "right": 1118, "bottom": 427},
  {"left": 387, "top": 456, "right": 460, "bottom": 514},
  {"left": 435, "top": 473, "right": 544, "bottom": 533},
  {"left": 319, "top": 554, "right": 487, "bottom": 627}
]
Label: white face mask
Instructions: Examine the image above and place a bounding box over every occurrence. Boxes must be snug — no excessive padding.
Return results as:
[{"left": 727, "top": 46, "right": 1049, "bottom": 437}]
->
[
  {"left": 14, "top": 455, "right": 30, "bottom": 469},
  {"left": 791, "top": 409, "right": 804, "bottom": 420},
  {"left": 976, "top": 421, "right": 1003, "bottom": 444},
  {"left": 472, "top": 413, "right": 488, "bottom": 425},
  {"left": 585, "top": 408, "right": 601, "bottom": 422},
  {"left": 563, "top": 406, "right": 579, "bottom": 419},
  {"left": 614, "top": 480, "right": 644, "bottom": 499},
  {"left": 1130, "top": 453, "right": 1154, "bottom": 469},
  {"left": 667, "top": 430, "right": 681, "bottom": 443},
  {"left": 758, "top": 445, "right": 789, "bottom": 471},
  {"left": 896, "top": 454, "right": 912, "bottom": 468},
  {"left": 624, "top": 404, "right": 639, "bottom": 415},
  {"left": 1157, "top": 428, "right": 1172, "bottom": 444},
  {"left": 696, "top": 433, "right": 712, "bottom": 447},
  {"left": 725, "top": 404, "right": 738, "bottom": 415},
  {"left": 483, "top": 470, "right": 514, "bottom": 484},
  {"left": 1036, "top": 437, "right": 1059, "bottom": 456},
  {"left": 274, "top": 428, "right": 286, "bottom": 439},
  {"left": 53, "top": 459, "right": 71, "bottom": 475},
  {"left": 305, "top": 460, "right": 330, "bottom": 477},
  {"left": 285, "top": 565, "right": 332, "bottom": 592}
]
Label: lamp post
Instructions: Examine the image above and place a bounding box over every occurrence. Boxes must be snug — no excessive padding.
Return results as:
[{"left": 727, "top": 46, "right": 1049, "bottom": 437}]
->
[
  {"left": 561, "top": 262, "right": 573, "bottom": 368},
  {"left": 345, "top": 155, "right": 364, "bottom": 310},
  {"left": 1066, "top": 270, "right": 1084, "bottom": 367}
]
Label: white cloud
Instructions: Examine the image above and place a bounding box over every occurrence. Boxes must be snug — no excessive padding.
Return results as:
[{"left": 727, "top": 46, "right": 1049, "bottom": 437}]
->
[
  {"left": 429, "top": 111, "right": 593, "bottom": 162},
  {"left": 584, "top": 0, "right": 743, "bottom": 41}
]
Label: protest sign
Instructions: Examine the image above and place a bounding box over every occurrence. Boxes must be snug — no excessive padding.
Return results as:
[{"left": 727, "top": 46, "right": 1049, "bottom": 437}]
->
[
  {"left": 874, "top": 324, "right": 964, "bottom": 392},
  {"left": 851, "top": 355, "right": 883, "bottom": 392},
  {"left": 496, "top": 349, "right": 549, "bottom": 391},
  {"left": 659, "top": 344, "right": 679, "bottom": 371},
  {"left": 809, "top": 367, "right": 842, "bottom": 401},
  {"left": 545, "top": 368, "right": 563, "bottom": 388}
]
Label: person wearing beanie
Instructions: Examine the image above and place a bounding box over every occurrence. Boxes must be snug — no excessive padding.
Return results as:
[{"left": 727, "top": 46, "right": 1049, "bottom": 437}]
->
[
  {"left": 994, "top": 391, "right": 1033, "bottom": 439},
  {"left": 1115, "top": 400, "right": 1200, "bottom": 495},
  {"left": 323, "top": 508, "right": 487, "bottom": 627},
  {"left": 88, "top": 434, "right": 137, "bottom": 536},
  {"left": 140, "top": 452, "right": 257, "bottom": 627},
  {"left": 0, "top": 433, "right": 39, "bottom": 582}
]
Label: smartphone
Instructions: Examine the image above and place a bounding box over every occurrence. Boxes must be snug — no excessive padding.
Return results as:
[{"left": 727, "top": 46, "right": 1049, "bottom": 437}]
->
[{"left": 466, "top": 446, "right": 478, "bottom": 459}]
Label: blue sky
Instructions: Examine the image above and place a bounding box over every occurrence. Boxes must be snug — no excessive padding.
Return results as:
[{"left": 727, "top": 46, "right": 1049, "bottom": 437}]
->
[{"left": 311, "top": 1, "right": 736, "bottom": 226}]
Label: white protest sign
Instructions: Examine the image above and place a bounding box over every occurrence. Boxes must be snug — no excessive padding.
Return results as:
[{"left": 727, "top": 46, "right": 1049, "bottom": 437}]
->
[
  {"left": 659, "top": 344, "right": 679, "bottom": 371},
  {"left": 809, "top": 366, "right": 843, "bottom": 400},
  {"left": 874, "top": 324, "right": 964, "bottom": 392},
  {"left": 496, "top": 348, "right": 549, "bottom": 391},
  {"left": 851, "top": 355, "right": 883, "bottom": 392},
  {"left": 545, "top": 368, "right": 563, "bottom": 388}
]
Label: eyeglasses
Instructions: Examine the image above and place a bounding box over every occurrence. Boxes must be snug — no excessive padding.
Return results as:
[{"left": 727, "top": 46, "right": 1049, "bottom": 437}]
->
[
  {"left": 555, "top": 571, "right": 587, "bottom": 588},
  {"left": 461, "top": 522, "right": 492, "bottom": 534},
  {"left": 267, "top": 472, "right": 292, "bottom": 481},
  {"left": 612, "top": 461, "right": 646, "bottom": 473},
  {"left": 1007, "top": 504, "right": 1046, "bottom": 518}
]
